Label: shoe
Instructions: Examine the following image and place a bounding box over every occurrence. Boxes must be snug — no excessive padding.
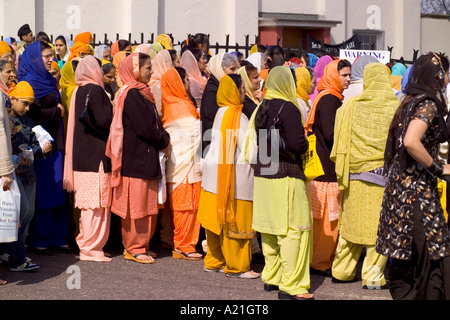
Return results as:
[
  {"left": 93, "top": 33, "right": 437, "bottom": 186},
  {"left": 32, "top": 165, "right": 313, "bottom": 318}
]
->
[
  {"left": 264, "top": 283, "right": 279, "bottom": 292},
  {"left": 172, "top": 249, "right": 202, "bottom": 261},
  {"left": 331, "top": 276, "right": 359, "bottom": 284},
  {"left": 123, "top": 250, "right": 155, "bottom": 264},
  {"left": 10, "top": 261, "right": 40, "bottom": 272},
  {"left": 363, "top": 284, "right": 389, "bottom": 290},
  {"left": 278, "top": 291, "right": 314, "bottom": 300},
  {"left": 225, "top": 270, "right": 260, "bottom": 279}
]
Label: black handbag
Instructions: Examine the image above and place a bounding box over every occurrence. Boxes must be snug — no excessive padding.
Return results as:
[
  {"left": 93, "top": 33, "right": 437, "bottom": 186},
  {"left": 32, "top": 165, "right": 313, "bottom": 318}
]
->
[
  {"left": 79, "top": 88, "right": 107, "bottom": 138},
  {"left": 267, "top": 102, "right": 296, "bottom": 161}
]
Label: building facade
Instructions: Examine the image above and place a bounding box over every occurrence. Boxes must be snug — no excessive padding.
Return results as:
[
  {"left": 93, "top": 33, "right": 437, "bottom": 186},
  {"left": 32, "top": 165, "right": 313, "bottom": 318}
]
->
[{"left": 0, "top": 0, "right": 444, "bottom": 61}]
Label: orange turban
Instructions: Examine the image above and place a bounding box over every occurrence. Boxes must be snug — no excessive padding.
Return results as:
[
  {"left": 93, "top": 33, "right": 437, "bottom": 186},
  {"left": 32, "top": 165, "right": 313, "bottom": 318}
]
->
[
  {"left": 7, "top": 81, "right": 34, "bottom": 102},
  {"left": 68, "top": 41, "right": 91, "bottom": 61},
  {"left": 51, "top": 60, "right": 60, "bottom": 70},
  {"left": 0, "top": 41, "right": 12, "bottom": 56},
  {"left": 74, "top": 32, "right": 93, "bottom": 44}
]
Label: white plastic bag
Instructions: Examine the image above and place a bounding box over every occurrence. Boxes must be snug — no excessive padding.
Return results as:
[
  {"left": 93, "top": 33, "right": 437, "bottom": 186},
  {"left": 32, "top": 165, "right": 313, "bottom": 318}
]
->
[
  {"left": 32, "top": 125, "right": 54, "bottom": 150},
  {"left": 158, "top": 152, "right": 167, "bottom": 205},
  {"left": 0, "top": 179, "right": 21, "bottom": 243}
]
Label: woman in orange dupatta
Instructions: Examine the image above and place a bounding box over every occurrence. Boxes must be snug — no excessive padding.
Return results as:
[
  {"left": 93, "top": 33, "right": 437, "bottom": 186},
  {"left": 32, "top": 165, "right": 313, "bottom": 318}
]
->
[
  {"left": 161, "top": 67, "right": 203, "bottom": 260},
  {"left": 149, "top": 49, "right": 173, "bottom": 116},
  {"left": 106, "top": 52, "right": 171, "bottom": 264},
  {"left": 303, "top": 59, "right": 352, "bottom": 275},
  {"left": 63, "top": 55, "right": 113, "bottom": 262},
  {"left": 197, "top": 74, "right": 259, "bottom": 278}
]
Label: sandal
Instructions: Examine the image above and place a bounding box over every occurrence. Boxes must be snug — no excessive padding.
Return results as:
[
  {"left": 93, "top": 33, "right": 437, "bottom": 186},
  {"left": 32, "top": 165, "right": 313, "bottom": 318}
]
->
[
  {"left": 79, "top": 253, "right": 112, "bottom": 263},
  {"left": 225, "top": 270, "right": 260, "bottom": 279},
  {"left": 278, "top": 291, "right": 314, "bottom": 300},
  {"left": 172, "top": 249, "right": 202, "bottom": 261},
  {"left": 123, "top": 250, "right": 155, "bottom": 264}
]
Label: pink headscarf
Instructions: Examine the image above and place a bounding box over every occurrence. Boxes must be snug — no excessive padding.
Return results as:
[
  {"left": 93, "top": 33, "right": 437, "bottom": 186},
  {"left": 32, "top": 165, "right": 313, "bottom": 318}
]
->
[
  {"left": 181, "top": 50, "right": 206, "bottom": 90},
  {"left": 148, "top": 49, "right": 172, "bottom": 87},
  {"left": 105, "top": 52, "right": 155, "bottom": 187},
  {"left": 310, "top": 55, "right": 333, "bottom": 102},
  {"left": 63, "top": 55, "right": 105, "bottom": 192},
  {"left": 133, "top": 44, "right": 150, "bottom": 54}
]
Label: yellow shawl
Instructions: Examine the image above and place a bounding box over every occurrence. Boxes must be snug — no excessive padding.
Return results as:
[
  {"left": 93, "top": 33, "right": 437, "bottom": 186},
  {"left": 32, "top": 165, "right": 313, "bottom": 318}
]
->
[
  {"left": 216, "top": 75, "right": 243, "bottom": 225},
  {"left": 331, "top": 62, "right": 400, "bottom": 190}
]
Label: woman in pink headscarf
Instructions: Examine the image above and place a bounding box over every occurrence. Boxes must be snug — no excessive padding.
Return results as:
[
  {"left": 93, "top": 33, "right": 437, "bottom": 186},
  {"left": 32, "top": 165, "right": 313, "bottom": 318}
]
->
[
  {"left": 148, "top": 49, "right": 173, "bottom": 115},
  {"left": 63, "top": 55, "right": 113, "bottom": 262},
  {"left": 105, "top": 52, "right": 171, "bottom": 264},
  {"left": 181, "top": 48, "right": 207, "bottom": 108},
  {"left": 309, "top": 55, "right": 333, "bottom": 103}
]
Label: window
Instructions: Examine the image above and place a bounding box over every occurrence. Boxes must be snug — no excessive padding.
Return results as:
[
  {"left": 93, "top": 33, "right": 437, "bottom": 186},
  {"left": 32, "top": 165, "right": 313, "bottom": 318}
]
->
[{"left": 353, "top": 30, "right": 384, "bottom": 50}]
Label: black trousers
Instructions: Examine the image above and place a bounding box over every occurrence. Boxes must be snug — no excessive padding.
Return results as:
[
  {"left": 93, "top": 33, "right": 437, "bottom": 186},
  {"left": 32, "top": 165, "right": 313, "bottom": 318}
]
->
[{"left": 388, "top": 201, "right": 450, "bottom": 300}]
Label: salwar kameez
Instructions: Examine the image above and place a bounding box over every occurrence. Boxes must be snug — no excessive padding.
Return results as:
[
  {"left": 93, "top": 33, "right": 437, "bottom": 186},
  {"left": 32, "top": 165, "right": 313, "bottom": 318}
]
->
[
  {"left": 111, "top": 177, "right": 159, "bottom": 256},
  {"left": 169, "top": 179, "right": 202, "bottom": 253},
  {"left": 197, "top": 188, "right": 254, "bottom": 274},
  {"left": 73, "top": 163, "right": 112, "bottom": 259},
  {"left": 252, "top": 176, "right": 312, "bottom": 295}
]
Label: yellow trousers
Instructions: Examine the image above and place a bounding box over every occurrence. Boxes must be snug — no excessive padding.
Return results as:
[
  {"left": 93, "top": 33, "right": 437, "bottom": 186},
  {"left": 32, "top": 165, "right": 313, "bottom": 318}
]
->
[
  {"left": 261, "top": 230, "right": 311, "bottom": 296},
  {"left": 204, "top": 229, "right": 252, "bottom": 274},
  {"left": 331, "top": 236, "right": 388, "bottom": 287}
]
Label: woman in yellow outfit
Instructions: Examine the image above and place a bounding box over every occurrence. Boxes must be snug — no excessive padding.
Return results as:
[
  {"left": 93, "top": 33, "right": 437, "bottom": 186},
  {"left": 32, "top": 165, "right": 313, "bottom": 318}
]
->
[
  {"left": 243, "top": 66, "right": 313, "bottom": 300},
  {"left": 330, "top": 62, "right": 400, "bottom": 289},
  {"left": 197, "top": 73, "right": 259, "bottom": 279}
]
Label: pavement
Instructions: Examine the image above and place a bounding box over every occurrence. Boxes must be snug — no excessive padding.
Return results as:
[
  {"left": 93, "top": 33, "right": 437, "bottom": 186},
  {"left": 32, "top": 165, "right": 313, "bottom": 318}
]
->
[{"left": 0, "top": 221, "right": 393, "bottom": 317}]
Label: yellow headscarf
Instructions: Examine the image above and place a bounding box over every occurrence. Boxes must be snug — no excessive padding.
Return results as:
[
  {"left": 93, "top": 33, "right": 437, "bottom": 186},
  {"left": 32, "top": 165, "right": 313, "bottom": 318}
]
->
[
  {"left": 250, "top": 44, "right": 258, "bottom": 55},
  {"left": 294, "top": 67, "right": 311, "bottom": 107},
  {"left": 156, "top": 34, "right": 173, "bottom": 50},
  {"left": 59, "top": 58, "right": 79, "bottom": 133},
  {"left": 237, "top": 66, "right": 259, "bottom": 104},
  {"left": 216, "top": 74, "right": 243, "bottom": 226},
  {"left": 331, "top": 62, "right": 400, "bottom": 190},
  {"left": 7, "top": 81, "right": 34, "bottom": 102},
  {"left": 242, "top": 66, "right": 299, "bottom": 164}
]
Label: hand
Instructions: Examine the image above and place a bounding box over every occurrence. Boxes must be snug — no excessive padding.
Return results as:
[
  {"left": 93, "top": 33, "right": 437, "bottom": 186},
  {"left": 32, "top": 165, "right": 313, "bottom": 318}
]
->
[
  {"left": 42, "top": 141, "right": 52, "bottom": 154},
  {"left": 161, "top": 142, "right": 172, "bottom": 158},
  {"left": 57, "top": 104, "right": 64, "bottom": 118},
  {"left": 253, "top": 90, "right": 264, "bottom": 102},
  {"left": 1, "top": 172, "right": 14, "bottom": 191},
  {"left": 443, "top": 164, "right": 450, "bottom": 176}
]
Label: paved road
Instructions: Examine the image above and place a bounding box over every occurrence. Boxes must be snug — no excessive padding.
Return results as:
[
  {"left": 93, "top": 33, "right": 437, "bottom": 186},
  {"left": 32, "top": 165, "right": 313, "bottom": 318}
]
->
[{"left": 0, "top": 216, "right": 393, "bottom": 318}]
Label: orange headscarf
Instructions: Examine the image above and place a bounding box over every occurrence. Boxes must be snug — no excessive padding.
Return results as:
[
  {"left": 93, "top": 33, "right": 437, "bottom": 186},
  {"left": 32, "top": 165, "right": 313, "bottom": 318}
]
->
[
  {"left": 216, "top": 75, "right": 243, "bottom": 225},
  {"left": 105, "top": 52, "right": 155, "bottom": 187},
  {"left": 161, "top": 67, "right": 199, "bottom": 126},
  {"left": 112, "top": 51, "right": 129, "bottom": 87},
  {"left": 74, "top": 32, "right": 93, "bottom": 44},
  {"left": 111, "top": 40, "right": 120, "bottom": 57},
  {"left": 0, "top": 41, "right": 12, "bottom": 56},
  {"left": 68, "top": 41, "right": 90, "bottom": 61},
  {"left": 63, "top": 55, "right": 105, "bottom": 192},
  {"left": 304, "top": 59, "right": 345, "bottom": 134}
]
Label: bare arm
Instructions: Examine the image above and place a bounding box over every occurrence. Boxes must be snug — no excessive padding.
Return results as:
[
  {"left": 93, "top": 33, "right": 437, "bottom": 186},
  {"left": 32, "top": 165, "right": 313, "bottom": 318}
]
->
[{"left": 404, "top": 119, "right": 450, "bottom": 175}]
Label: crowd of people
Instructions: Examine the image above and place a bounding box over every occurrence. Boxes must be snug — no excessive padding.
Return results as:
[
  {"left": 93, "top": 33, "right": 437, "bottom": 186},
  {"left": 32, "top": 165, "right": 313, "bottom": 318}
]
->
[{"left": 0, "top": 23, "right": 449, "bottom": 301}]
